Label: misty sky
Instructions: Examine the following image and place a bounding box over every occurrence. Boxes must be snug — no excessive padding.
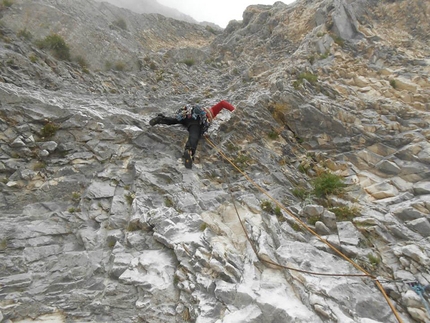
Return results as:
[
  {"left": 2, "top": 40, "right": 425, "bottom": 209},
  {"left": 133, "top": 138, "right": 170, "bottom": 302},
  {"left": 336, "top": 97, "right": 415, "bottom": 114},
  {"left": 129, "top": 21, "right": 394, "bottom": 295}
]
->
[{"left": 157, "top": 0, "right": 294, "bottom": 28}]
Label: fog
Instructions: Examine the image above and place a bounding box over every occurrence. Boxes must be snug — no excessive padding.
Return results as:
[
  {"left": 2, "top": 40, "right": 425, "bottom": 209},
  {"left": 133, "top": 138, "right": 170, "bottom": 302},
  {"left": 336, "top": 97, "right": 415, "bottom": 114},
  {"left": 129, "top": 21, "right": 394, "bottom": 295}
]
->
[{"left": 157, "top": 0, "right": 293, "bottom": 28}]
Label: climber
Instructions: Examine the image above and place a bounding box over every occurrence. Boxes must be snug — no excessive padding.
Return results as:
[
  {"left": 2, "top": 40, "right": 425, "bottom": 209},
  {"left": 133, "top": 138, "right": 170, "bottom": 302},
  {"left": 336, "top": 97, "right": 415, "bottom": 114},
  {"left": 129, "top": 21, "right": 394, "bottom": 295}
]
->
[{"left": 149, "top": 100, "right": 235, "bottom": 169}]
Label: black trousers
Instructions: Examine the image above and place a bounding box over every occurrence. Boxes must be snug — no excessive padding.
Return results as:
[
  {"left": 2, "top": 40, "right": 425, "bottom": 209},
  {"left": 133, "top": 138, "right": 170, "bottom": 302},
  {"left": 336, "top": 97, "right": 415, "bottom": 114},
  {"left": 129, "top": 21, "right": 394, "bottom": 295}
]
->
[{"left": 159, "top": 117, "right": 202, "bottom": 155}]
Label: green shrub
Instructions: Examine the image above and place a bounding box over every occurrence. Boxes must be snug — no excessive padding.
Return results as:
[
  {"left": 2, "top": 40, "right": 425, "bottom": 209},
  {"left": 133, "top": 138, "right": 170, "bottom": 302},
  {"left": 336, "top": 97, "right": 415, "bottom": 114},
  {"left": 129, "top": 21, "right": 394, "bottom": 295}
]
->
[
  {"left": 72, "top": 191, "right": 81, "bottom": 201},
  {"left": 329, "top": 205, "right": 360, "bottom": 221},
  {"left": 261, "top": 200, "right": 274, "bottom": 213},
  {"left": 112, "top": 18, "right": 127, "bottom": 30},
  {"left": 292, "top": 187, "right": 309, "bottom": 200},
  {"left": 182, "top": 59, "right": 195, "bottom": 67},
  {"left": 75, "top": 55, "right": 88, "bottom": 69},
  {"left": 261, "top": 201, "right": 283, "bottom": 220},
  {"left": 164, "top": 197, "right": 174, "bottom": 207},
  {"left": 293, "top": 72, "right": 318, "bottom": 89},
  {"left": 332, "top": 35, "right": 345, "bottom": 47},
  {"left": 307, "top": 214, "right": 320, "bottom": 225},
  {"left": 0, "top": 238, "right": 8, "bottom": 250},
  {"left": 105, "top": 61, "right": 125, "bottom": 71},
  {"left": 156, "top": 70, "right": 164, "bottom": 82},
  {"left": 76, "top": 57, "right": 90, "bottom": 73},
  {"left": 205, "top": 25, "right": 218, "bottom": 35},
  {"left": 105, "top": 61, "right": 113, "bottom": 70},
  {"left": 312, "top": 172, "right": 345, "bottom": 197},
  {"left": 367, "top": 253, "right": 380, "bottom": 266},
  {"left": 273, "top": 206, "right": 285, "bottom": 222},
  {"left": 268, "top": 130, "right": 279, "bottom": 139},
  {"left": 299, "top": 72, "right": 318, "bottom": 84},
  {"left": 29, "top": 54, "right": 37, "bottom": 63},
  {"left": 36, "top": 34, "right": 70, "bottom": 61},
  {"left": 319, "top": 51, "right": 329, "bottom": 59},
  {"left": 226, "top": 142, "right": 239, "bottom": 152},
  {"left": 290, "top": 222, "right": 302, "bottom": 231},
  {"left": 2, "top": 0, "right": 13, "bottom": 7},
  {"left": 125, "top": 193, "right": 135, "bottom": 205},
  {"left": 107, "top": 238, "right": 116, "bottom": 248},
  {"left": 233, "top": 153, "right": 252, "bottom": 171},
  {"left": 33, "top": 162, "right": 46, "bottom": 171},
  {"left": 276, "top": 213, "right": 286, "bottom": 223},
  {"left": 114, "top": 61, "right": 125, "bottom": 71},
  {"left": 41, "top": 122, "right": 59, "bottom": 138},
  {"left": 298, "top": 164, "right": 310, "bottom": 174},
  {"left": 17, "top": 28, "right": 32, "bottom": 40},
  {"left": 389, "top": 79, "right": 397, "bottom": 89},
  {"left": 126, "top": 222, "right": 140, "bottom": 231}
]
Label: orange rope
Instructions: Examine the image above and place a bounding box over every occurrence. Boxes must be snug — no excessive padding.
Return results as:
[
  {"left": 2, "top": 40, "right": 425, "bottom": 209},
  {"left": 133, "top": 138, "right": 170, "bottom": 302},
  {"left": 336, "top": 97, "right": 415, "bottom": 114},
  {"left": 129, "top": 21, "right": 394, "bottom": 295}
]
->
[{"left": 205, "top": 137, "right": 403, "bottom": 323}]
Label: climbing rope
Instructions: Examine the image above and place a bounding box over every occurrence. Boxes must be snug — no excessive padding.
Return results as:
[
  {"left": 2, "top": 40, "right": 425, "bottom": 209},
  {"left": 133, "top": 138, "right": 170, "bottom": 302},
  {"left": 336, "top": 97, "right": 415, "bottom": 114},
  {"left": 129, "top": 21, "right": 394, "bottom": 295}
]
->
[
  {"left": 204, "top": 136, "right": 404, "bottom": 323},
  {"left": 224, "top": 168, "right": 371, "bottom": 278},
  {"left": 407, "top": 282, "right": 430, "bottom": 317}
]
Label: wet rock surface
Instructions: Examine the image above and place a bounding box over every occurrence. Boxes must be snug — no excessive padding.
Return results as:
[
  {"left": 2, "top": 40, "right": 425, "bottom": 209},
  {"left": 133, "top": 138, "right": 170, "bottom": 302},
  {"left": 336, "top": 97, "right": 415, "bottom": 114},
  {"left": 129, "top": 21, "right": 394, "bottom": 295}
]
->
[{"left": 0, "top": 0, "right": 430, "bottom": 322}]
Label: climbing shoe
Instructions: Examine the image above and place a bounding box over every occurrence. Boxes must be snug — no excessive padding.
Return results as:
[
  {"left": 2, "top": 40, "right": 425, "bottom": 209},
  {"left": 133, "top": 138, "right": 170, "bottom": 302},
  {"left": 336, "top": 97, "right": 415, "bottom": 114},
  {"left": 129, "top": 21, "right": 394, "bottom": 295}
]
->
[
  {"left": 184, "top": 149, "right": 193, "bottom": 169},
  {"left": 149, "top": 114, "right": 164, "bottom": 126}
]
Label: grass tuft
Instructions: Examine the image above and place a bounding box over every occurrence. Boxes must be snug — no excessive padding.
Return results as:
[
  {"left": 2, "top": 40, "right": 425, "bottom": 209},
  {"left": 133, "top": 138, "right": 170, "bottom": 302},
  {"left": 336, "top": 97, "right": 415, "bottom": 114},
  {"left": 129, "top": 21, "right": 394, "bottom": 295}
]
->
[
  {"left": 312, "top": 172, "right": 345, "bottom": 198},
  {"left": 36, "top": 34, "right": 70, "bottom": 61}
]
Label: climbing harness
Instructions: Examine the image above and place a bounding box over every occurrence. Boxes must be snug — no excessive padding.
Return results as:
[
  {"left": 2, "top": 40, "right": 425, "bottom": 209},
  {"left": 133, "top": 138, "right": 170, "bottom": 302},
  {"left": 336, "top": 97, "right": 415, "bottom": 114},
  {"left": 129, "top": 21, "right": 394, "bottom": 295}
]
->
[
  {"left": 176, "top": 105, "right": 210, "bottom": 134},
  {"left": 204, "top": 136, "right": 404, "bottom": 323},
  {"left": 176, "top": 105, "right": 194, "bottom": 121}
]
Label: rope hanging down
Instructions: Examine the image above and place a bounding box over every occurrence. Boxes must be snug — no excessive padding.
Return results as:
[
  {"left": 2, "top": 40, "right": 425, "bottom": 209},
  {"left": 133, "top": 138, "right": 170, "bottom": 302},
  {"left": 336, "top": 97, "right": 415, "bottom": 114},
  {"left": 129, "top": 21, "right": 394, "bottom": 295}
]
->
[
  {"left": 204, "top": 136, "right": 404, "bottom": 323},
  {"left": 407, "top": 282, "right": 430, "bottom": 317},
  {"left": 225, "top": 169, "right": 371, "bottom": 278}
]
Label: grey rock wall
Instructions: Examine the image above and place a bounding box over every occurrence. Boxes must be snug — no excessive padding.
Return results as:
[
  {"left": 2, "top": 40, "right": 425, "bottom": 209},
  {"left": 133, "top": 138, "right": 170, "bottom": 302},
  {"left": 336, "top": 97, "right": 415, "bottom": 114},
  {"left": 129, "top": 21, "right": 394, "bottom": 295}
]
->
[{"left": 0, "top": 0, "right": 430, "bottom": 322}]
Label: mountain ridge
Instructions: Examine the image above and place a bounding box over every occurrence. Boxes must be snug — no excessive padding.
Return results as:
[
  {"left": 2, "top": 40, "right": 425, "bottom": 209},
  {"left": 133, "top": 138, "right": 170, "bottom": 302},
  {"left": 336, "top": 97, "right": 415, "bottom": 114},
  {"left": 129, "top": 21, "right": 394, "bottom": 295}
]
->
[
  {"left": 0, "top": 0, "right": 429, "bottom": 322},
  {"left": 94, "top": 0, "right": 204, "bottom": 26}
]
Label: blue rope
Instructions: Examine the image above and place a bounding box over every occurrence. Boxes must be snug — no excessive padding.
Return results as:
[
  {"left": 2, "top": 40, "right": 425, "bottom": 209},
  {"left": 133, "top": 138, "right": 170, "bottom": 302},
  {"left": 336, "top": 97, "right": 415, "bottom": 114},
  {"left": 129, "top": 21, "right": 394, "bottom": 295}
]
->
[{"left": 407, "top": 282, "right": 430, "bottom": 317}]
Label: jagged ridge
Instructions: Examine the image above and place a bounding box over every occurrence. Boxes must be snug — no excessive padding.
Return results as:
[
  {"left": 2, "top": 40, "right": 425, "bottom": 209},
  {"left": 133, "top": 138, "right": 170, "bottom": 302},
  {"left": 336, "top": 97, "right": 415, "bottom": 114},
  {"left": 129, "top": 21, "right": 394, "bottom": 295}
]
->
[{"left": 0, "top": 0, "right": 429, "bottom": 322}]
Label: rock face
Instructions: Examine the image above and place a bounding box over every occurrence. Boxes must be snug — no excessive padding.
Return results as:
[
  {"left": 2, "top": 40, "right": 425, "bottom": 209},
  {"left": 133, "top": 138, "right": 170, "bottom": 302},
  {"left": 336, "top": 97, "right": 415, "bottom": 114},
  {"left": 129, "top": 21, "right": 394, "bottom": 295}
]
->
[
  {"left": 0, "top": 0, "right": 215, "bottom": 71},
  {"left": 0, "top": 0, "right": 430, "bottom": 323}
]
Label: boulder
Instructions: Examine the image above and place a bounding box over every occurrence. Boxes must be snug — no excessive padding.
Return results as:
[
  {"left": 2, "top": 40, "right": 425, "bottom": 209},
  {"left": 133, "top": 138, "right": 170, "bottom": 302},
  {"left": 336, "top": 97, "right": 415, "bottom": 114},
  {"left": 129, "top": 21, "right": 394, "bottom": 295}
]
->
[{"left": 365, "top": 182, "right": 399, "bottom": 199}]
